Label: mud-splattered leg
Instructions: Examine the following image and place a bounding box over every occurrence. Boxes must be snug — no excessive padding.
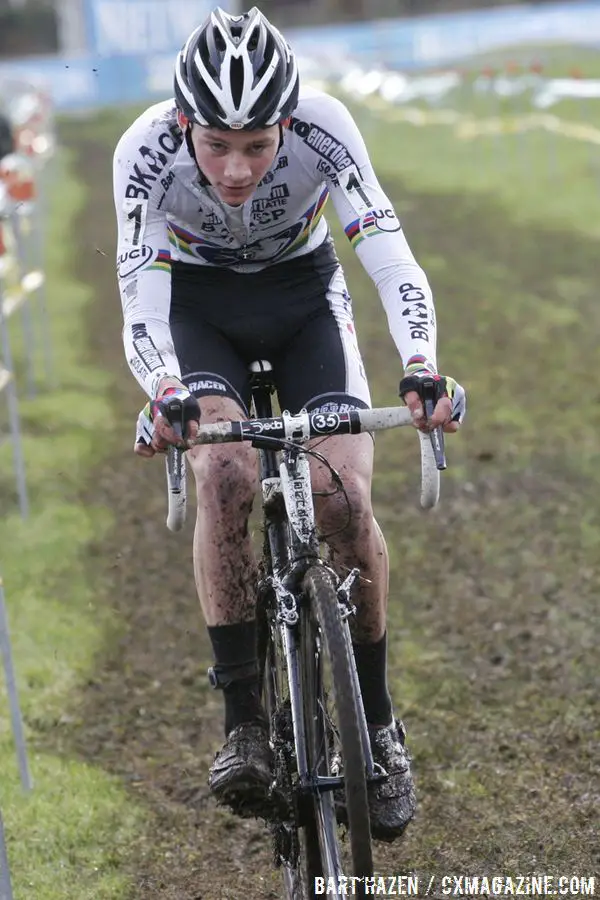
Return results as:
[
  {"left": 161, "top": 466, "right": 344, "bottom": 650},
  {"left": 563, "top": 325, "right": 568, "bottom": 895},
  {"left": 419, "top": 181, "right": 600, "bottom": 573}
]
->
[
  {"left": 311, "top": 432, "right": 393, "bottom": 725},
  {"left": 188, "top": 397, "right": 259, "bottom": 626},
  {"left": 311, "top": 432, "right": 388, "bottom": 642}
]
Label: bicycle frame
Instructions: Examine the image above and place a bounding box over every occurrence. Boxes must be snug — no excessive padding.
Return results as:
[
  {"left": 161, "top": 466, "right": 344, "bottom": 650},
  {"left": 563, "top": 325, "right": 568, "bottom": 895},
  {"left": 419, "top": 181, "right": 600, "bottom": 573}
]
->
[{"left": 250, "top": 370, "right": 377, "bottom": 792}]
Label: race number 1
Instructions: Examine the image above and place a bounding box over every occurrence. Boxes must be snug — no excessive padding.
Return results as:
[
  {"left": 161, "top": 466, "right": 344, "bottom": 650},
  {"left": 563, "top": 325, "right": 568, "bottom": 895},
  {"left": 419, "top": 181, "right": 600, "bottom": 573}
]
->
[
  {"left": 340, "top": 164, "right": 372, "bottom": 215},
  {"left": 122, "top": 198, "right": 148, "bottom": 247}
]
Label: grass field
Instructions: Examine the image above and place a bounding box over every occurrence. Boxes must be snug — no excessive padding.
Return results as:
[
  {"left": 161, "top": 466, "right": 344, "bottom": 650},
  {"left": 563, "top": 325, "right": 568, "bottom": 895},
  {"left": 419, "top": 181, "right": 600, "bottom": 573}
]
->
[
  {"left": 340, "top": 81, "right": 600, "bottom": 232},
  {"left": 0, "top": 48, "right": 598, "bottom": 898}
]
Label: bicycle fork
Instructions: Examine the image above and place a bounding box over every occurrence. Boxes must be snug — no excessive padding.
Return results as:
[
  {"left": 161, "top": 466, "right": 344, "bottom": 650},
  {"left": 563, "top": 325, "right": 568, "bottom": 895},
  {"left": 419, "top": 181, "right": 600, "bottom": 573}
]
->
[{"left": 264, "top": 448, "right": 377, "bottom": 786}]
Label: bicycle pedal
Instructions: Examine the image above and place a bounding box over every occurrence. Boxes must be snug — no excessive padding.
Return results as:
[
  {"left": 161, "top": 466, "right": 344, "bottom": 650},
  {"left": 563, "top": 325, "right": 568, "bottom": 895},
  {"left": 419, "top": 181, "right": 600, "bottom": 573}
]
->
[{"left": 217, "top": 784, "right": 288, "bottom": 823}]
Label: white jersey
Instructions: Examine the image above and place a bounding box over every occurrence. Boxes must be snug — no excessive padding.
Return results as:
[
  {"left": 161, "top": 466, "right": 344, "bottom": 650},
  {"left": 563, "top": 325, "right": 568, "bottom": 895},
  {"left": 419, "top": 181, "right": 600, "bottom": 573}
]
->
[{"left": 113, "top": 85, "right": 437, "bottom": 397}]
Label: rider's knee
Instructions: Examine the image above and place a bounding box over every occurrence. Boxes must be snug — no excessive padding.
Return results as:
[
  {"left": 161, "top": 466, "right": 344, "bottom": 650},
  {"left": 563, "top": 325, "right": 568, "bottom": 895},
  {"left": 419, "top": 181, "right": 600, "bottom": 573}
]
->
[
  {"left": 315, "top": 472, "right": 373, "bottom": 542},
  {"left": 189, "top": 442, "right": 258, "bottom": 509}
]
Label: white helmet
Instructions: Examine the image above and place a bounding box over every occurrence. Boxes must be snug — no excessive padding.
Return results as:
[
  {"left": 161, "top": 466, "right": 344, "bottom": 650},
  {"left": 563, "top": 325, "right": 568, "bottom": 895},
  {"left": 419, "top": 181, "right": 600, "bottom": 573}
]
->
[{"left": 174, "top": 7, "right": 299, "bottom": 130}]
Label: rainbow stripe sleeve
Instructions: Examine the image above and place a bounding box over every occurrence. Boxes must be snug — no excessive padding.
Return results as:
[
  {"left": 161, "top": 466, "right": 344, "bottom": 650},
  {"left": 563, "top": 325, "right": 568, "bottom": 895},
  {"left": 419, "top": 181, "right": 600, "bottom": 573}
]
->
[
  {"left": 344, "top": 211, "right": 389, "bottom": 249},
  {"left": 148, "top": 249, "right": 171, "bottom": 273}
]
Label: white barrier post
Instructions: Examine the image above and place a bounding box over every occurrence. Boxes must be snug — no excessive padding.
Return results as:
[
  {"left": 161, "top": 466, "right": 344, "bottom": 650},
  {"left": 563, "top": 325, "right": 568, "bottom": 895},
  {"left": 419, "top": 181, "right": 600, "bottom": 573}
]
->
[
  {"left": 0, "top": 316, "right": 29, "bottom": 520},
  {"left": 29, "top": 199, "right": 52, "bottom": 387},
  {"left": 0, "top": 810, "right": 15, "bottom": 900},
  {"left": 7, "top": 208, "right": 37, "bottom": 399},
  {"left": 0, "top": 251, "right": 29, "bottom": 519},
  {"left": 0, "top": 371, "right": 28, "bottom": 520},
  {"left": 0, "top": 574, "right": 32, "bottom": 793}
]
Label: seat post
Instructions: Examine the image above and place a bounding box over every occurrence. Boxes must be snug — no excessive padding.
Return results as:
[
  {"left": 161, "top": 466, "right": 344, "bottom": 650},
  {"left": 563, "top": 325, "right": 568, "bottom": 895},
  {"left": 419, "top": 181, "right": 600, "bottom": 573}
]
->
[{"left": 248, "top": 359, "right": 275, "bottom": 418}]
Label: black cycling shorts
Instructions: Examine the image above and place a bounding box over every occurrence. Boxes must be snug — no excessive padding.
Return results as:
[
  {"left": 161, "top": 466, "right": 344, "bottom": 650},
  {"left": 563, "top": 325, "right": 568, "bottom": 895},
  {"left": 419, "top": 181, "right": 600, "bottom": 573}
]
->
[{"left": 169, "top": 241, "right": 372, "bottom": 415}]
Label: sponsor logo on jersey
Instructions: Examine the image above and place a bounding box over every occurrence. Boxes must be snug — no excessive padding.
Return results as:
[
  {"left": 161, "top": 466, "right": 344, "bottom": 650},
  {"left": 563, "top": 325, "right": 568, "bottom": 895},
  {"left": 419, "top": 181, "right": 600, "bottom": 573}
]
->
[
  {"left": 251, "top": 183, "right": 290, "bottom": 213},
  {"left": 399, "top": 282, "right": 426, "bottom": 304},
  {"left": 317, "top": 158, "right": 340, "bottom": 185},
  {"left": 258, "top": 157, "right": 289, "bottom": 188},
  {"left": 401, "top": 302, "right": 428, "bottom": 320},
  {"left": 129, "top": 354, "right": 147, "bottom": 379},
  {"left": 126, "top": 124, "right": 182, "bottom": 200},
  {"left": 399, "top": 282, "right": 430, "bottom": 342},
  {"left": 370, "top": 208, "right": 401, "bottom": 232},
  {"left": 290, "top": 118, "right": 356, "bottom": 172},
  {"left": 271, "top": 183, "right": 290, "bottom": 200},
  {"left": 131, "top": 322, "right": 164, "bottom": 372},
  {"left": 117, "top": 245, "right": 153, "bottom": 278},
  {"left": 258, "top": 170, "right": 275, "bottom": 186},
  {"left": 196, "top": 211, "right": 231, "bottom": 239},
  {"left": 160, "top": 170, "right": 175, "bottom": 193}
]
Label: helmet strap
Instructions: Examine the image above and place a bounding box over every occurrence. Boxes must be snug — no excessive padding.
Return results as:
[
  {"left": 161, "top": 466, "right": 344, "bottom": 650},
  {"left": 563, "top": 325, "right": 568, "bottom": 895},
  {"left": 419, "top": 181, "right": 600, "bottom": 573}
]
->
[
  {"left": 277, "top": 122, "right": 286, "bottom": 152},
  {"left": 184, "top": 122, "right": 210, "bottom": 186},
  {"left": 184, "top": 123, "right": 197, "bottom": 162}
]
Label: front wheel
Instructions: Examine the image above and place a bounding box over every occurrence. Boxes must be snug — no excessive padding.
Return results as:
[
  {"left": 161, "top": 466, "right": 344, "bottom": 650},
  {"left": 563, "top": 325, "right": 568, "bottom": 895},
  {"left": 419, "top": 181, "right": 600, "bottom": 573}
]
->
[
  {"left": 259, "top": 580, "right": 319, "bottom": 900},
  {"left": 302, "top": 565, "right": 373, "bottom": 888}
]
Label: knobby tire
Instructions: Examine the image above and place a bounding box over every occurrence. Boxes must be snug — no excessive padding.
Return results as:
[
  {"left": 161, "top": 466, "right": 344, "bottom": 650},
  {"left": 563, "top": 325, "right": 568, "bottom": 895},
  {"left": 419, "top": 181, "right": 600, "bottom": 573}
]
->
[
  {"left": 303, "top": 565, "right": 374, "bottom": 885},
  {"left": 259, "top": 585, "right": 317, "bottom": 900},
  {"left": 300, "top": 589, "right": 338, "bottom": 897}
]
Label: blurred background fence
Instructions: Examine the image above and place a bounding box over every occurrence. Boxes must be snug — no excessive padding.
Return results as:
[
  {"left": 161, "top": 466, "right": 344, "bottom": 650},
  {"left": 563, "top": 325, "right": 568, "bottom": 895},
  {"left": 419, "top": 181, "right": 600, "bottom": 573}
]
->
[
  {"left": 0, "top": 82, "right": 54, "bottom": 519},
  {"left": 0, "top": 76, "right": 53, "bottom": 896}
]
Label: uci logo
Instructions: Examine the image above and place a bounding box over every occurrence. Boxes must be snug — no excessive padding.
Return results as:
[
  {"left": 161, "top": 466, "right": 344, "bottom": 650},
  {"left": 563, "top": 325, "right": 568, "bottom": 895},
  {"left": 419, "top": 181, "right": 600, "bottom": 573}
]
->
[
  {"left": 372, "top": 209, "right": 401, "bottom": 233},
  {"left": 117, "top": 244, "right": 153, "bottom": 278}
]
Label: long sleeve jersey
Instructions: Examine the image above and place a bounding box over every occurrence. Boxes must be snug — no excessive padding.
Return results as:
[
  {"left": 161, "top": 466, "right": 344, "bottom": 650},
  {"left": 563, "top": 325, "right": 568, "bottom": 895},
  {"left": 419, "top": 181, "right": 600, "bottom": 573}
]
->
[{"left": 113, "top": 84, "right": 437, "bottom": 398}]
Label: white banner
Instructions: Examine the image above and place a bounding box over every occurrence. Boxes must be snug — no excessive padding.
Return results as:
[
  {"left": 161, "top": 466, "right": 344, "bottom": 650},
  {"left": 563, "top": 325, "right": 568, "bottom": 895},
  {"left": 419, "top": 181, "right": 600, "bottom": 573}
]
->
[{"left": 86, "top": 0, "right": 232, "bottom": 56}]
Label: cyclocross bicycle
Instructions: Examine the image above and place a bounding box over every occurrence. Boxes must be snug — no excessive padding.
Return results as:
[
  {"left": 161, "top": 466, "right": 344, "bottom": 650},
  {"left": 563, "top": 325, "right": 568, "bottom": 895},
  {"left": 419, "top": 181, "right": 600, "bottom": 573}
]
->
[{"left": 163, "top": 360, "right": 442, "bottom": 900}]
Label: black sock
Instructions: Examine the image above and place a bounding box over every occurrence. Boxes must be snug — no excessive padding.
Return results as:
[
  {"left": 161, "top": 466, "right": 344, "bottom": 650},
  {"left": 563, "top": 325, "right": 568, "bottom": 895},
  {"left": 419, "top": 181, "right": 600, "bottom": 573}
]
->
[
  {"left": 207, "top": 621, "right": 266, "bottom": 736},
  {"left": 353, "top": 632, "right": 393, "bottom": 727}
]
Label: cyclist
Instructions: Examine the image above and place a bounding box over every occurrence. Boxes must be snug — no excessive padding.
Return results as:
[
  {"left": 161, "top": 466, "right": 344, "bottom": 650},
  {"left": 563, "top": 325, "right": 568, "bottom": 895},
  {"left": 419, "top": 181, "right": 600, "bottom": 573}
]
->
[{"left": 114, "top": 6, "right": 465, "bottom": 842}]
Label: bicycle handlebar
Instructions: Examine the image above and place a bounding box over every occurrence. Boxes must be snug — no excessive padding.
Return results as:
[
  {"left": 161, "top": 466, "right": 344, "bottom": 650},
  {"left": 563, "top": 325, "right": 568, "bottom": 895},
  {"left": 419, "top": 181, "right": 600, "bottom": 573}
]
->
[{"left": 166, "top": 406, "right": 442, "bottom": 532}]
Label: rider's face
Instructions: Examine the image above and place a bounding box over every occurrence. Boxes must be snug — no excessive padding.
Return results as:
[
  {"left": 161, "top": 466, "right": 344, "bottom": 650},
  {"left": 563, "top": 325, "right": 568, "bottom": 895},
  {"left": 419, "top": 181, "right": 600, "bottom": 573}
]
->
[{"left": 190, "top": 124, "right": 280, "bottom": 206}]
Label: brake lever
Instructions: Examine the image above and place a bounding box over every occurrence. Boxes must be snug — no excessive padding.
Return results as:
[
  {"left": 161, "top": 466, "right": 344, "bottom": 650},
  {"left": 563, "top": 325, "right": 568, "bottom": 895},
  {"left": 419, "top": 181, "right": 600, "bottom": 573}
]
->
[
  {"left": 165, "top": 399, "right": 185, "bottom": 492},
  {"left": 164, "top": 397, "right": 185, "bottom": 443},
  {"left": 422, "top": 382, "right": 447, "bottom": 472}
]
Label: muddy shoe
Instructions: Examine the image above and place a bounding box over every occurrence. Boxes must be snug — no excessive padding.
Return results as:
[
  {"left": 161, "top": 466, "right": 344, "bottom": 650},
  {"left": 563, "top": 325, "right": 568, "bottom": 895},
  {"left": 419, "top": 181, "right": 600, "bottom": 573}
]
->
[
  {"left": 333, "top": 719, "right": 416, "bottom": 842},
  {"left": 208, "top": 721, "right": 279, "bottom": 820},
  {"left": 367, "top": 719, "right": 416, "bottom": 841}
]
